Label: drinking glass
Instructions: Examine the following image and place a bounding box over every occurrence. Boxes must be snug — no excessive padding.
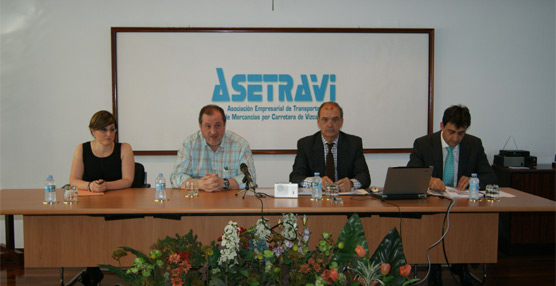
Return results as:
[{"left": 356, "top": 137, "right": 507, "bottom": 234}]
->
[
  {"left": 325, "top": 184, "right": 339, "bottom": 201},
  {"left": 323, "top": 183, "right": 332, "bottom": 200},
  {"left": 63, "top": 185, "right": 78, "bottom": 204},
  {"left": 185, "top": 180, "right": 199, "bottom": 198},
  {"left": 485, "top": 184, "right": 500, "bottom": 202}
]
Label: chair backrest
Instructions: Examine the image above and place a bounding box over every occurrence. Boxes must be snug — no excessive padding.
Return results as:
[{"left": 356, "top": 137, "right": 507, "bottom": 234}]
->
[{"left": 132, "top": 162, "right": 149, "bottom": 188}]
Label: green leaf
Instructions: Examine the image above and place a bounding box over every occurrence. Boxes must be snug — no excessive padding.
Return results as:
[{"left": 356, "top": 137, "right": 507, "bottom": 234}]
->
[
  {"left": 332, "top": 213, "right": 369, "bottom": 267},
  {"left": 99, "top": 264, "right": 139, "bottom": 283},
  {"left": 208, "top": 277, "right": 227, "bottom": 286},
  {"left": 403, "top": 278, "right": 421, "bottom": 285},
  {"left": 120, "top": 246, "right": 152, "bottom": 262},
  {"left": 369, "top": 227, "right": 408, "bottom": 285},
  {"left": 240, "top": 268, "right": 249, "bottom": 277}
]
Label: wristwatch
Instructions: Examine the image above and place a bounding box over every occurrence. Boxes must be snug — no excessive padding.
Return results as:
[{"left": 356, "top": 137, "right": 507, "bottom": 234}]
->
[{"left": 223, "top": 178, "right": 230, "bottom": 190}]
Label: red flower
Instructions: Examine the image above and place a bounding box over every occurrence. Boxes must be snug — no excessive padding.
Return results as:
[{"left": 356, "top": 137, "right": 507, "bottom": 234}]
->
[
  {"left": 170, "top": 276, "right": 183, "bottom": 286},
  {"left": 299, "top": 264, "right": 311, "bottom": 274},
  {"left": 329, "top": 268, "right": 339, "bottom": 281},
  {"left": 178, "top": 251, "right": 189, "bottom": 261},
  {"left": 399, "top": 264, "right": 412, "bottom": 277},
  {"left": 355, "top": 245, "right": 366, "bottom": 258},
  {"left": 321, "top": 270, "right": 330, "bottom": 282},
  {"left": 321, "top": 269, "right": 339, "bottom": 284},
  {"left": 380, "top": 263, "right": 391, "bottom": 275},
  {"left": 316, "top": 257, "right": 323, "bottom": 264},
  {"left": 311, "top": 261, "right": 322, "bottom": 273},
  {"left": 180, "top": 259, "right": 192, "bottom": 272},
  {"left": 168, "top": 253, "right": 180, "bottom": 264}
]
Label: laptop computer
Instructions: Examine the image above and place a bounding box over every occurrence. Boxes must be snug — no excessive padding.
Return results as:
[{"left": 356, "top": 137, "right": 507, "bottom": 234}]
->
[{"left": 372, "top": 166, "right": 433, "bottom": 200}]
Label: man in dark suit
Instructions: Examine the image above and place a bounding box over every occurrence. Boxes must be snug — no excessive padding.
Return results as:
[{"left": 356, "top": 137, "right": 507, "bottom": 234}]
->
[
  {"left": 408, "top": 104, "right": 497, "bottom": 191},
  {"left": 289, "top": 102, "right": 370, "bottom": 192},
  {"left": 407, "top": 105, "right": 497, "bottom": 286}
]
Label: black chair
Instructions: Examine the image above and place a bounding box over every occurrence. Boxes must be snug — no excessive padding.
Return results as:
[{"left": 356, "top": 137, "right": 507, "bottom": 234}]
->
[{"left": 132, "top": 162, "right": 150, "bottom": 188}]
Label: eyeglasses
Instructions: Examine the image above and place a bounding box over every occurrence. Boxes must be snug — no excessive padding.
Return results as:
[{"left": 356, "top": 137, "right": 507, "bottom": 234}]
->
[{"left": 97, "top": 127, "right": 117, "bottom": 133}]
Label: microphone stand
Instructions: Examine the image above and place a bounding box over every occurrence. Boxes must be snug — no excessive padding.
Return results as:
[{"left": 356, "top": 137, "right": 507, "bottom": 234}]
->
[{"left": 236, "top": 175, "right": 257, "bottom": 199}]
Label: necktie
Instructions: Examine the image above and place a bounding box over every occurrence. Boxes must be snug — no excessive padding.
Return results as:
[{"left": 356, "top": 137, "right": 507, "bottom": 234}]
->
[
  {"left": 325, "top": 143, "right": 336, "bottom": 182},
  {"left": 443, "top": 146, "right": 455, "bottom": 187}
]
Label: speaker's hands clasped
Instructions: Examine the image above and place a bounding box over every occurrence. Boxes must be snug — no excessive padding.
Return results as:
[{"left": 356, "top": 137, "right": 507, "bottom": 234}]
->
[
  {"left": 322, "top": 176, "right": 353, "bottom": 192},
  {"left": 199, "top": 174, "right": 224, "bottom": 192}
]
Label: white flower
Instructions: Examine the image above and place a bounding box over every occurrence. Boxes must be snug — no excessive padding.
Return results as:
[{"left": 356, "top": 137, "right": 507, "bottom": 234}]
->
[
  {"left": 254, "top": 218, "right": 271, "bottom": 242},
  {"left": 218, "top": 221, "right": 240, "bottom": 266},
  {"left": 282, "top": 213, "right": 298, "bottom": 240}
]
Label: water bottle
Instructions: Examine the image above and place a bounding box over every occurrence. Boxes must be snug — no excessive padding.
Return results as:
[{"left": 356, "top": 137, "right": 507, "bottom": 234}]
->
[
  {"left": 155, "top": 173, "right": 167, "bottom": 201},
  {"left": 311, "top": 172, "right": 322, "bottom": 200},
  {"left": 44, "top": 175, "right": 57, "bottom": 203},
  {"left": 468, "top": 173, "right": 480, "bottom": 201}
]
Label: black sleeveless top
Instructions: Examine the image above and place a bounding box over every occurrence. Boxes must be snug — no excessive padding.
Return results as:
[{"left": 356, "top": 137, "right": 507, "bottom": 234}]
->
[{"left": 82, "top": 142, "right": 122, "bottom": 182}]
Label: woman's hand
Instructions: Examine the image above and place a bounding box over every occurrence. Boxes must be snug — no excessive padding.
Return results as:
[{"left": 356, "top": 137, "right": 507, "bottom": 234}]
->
[{"left": 89, "top": 180, "right": 107, "bottom": 193}]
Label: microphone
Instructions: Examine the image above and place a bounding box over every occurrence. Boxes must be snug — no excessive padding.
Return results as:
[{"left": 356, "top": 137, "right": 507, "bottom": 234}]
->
[{"left": 240, "top": 163, "right": 255, "bottom": 190}]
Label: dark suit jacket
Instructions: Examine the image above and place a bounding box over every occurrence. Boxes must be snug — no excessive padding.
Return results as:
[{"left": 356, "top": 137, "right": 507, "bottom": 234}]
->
[
  {"left": 289, "top": 131, "right": 371, "bottom": 188},
  {"left": 407, "top": 131, "right": 497, "bottom": 189}
]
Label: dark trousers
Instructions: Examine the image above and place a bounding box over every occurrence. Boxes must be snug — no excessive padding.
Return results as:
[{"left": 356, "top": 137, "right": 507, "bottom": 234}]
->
[{"left": 81, "top": 267, "right": 103, "bottom": 286}]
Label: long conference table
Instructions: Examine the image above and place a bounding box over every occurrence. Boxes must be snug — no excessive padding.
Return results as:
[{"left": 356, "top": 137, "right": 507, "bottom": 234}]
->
[{"left": 0, "top": 187, "right": 554, "bottom": 268}]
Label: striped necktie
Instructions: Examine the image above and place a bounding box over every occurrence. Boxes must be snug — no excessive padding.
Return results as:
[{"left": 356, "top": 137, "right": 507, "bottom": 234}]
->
[{"left": 443, "top": 146, "right": 455, "bottom": 187}]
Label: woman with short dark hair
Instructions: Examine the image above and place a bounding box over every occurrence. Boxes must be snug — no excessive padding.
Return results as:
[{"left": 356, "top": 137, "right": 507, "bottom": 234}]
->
[
  {"left": 69, "top": 110, "right": 135, "bottom": 192},
  {"left": 68, "top": 110, "right": 136, "bottom": 285}
]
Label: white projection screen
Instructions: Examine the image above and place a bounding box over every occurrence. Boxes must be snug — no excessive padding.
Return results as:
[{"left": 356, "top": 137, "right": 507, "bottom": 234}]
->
[{"left": 111, "top": 28, "right": 434, "bottom": 155}]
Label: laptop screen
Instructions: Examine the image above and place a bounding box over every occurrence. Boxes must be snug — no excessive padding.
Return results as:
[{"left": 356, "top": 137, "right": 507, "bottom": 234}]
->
[{"left": 381, "top": 166, "right": 433, "bottom": 199}]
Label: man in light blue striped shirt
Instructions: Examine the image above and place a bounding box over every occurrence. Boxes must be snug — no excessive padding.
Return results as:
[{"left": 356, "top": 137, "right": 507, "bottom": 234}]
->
[{"left": 170, "top": 105, "right": 256, "bottom": 192}]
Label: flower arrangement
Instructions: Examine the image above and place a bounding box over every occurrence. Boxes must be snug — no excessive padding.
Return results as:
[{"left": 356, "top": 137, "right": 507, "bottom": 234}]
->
[{"left": 101, "top": 213, "right": 419, "bottom": 286}]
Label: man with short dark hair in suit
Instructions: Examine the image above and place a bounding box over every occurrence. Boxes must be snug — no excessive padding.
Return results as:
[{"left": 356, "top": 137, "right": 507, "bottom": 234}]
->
[
  {"left": 407, "top": 104, "right": 497, "bottom": 286},
  {"left": 289, "top": 101, "right": 371, "bottom": 192},
  {"left": 408, "top": 104, "right": 497, "bottom": 191}
]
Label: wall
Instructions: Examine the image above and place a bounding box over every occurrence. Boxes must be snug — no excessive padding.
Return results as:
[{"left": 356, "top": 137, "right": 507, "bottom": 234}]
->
[{"left": 1, "top": 0, "right": 554, "bottom": 248}]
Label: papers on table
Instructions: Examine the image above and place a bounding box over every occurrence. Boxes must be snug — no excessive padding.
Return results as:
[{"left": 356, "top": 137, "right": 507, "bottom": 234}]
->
[
  {"left": 442, "top": 187, "right": 516, "bottom": 198},
  {"left": 443, "top": 187, "right": 477, "bottom": 198},
  {"left": 298, "top": 189, "right": 368, "bottom": 196},
  {"left": 77, "top": 189, "right": 104, "bottom": 196},
  {"left": 245, "top": 188, "right": 368, "bottom": 197}
]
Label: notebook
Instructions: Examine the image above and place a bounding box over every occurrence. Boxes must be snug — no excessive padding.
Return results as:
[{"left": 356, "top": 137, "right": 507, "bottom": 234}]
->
[{"left": 373, "top": 166, "right": 433, "bottom": 200}]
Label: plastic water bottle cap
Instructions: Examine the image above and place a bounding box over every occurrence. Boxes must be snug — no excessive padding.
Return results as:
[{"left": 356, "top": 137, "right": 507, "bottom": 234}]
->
[
  {"left": 158, "top": 173, "right": 163, "bottom": 177},
  {"left": 47, "top": 175, "right": 53, "bottom": 179},
  {"left": 314, "top": 172, "right": 320, "bottom": 176}
]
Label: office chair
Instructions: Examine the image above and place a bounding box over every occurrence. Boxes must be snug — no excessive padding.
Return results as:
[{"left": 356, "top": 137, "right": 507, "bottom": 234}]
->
[{"left": 132, "top": 162, "right": 151, "bottom": 188}]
